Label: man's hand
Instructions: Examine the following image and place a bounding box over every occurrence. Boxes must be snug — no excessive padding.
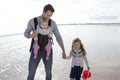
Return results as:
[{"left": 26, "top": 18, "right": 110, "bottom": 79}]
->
[
  {"left": 62, "top": 52, "right": 66, "bottom": 59},
  {"left": 29, "top": 32, "right": 38, "bottom": 38}
]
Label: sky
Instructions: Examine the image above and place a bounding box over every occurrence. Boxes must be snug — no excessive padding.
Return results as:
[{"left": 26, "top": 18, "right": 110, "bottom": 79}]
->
[{"left": 0, "top": 0, "right": 120, "bottom": 35}]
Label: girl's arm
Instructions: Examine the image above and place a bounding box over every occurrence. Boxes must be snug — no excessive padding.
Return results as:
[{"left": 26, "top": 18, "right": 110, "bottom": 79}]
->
[{"left": 83, "top": 55, "right": 90, "bottom": 70}]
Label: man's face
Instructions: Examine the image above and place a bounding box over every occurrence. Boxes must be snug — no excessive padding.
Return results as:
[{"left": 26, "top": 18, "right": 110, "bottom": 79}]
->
[{"left": 43, "top": 10, "right": 53, "bottom": 20}]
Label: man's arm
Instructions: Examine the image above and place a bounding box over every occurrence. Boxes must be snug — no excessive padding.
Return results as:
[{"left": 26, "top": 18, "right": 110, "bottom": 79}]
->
[
  {"left": 52, "top": 20, "right": 66, "bottom": 58},
  {"left": 60, "top": 44, "right": 66, "bottom": 58},
  {"left": 24, "top": 19, "right": 35, "bottom": 39}
]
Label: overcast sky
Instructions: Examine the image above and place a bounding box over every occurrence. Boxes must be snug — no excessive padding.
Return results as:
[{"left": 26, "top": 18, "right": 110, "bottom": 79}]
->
[{"left": 0, "top": 0, "right": 120, "bottom": 35}]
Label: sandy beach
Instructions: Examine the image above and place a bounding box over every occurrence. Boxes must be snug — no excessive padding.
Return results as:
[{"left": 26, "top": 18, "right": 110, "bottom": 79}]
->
[{"left": 0, "top": 25, "right": 120, "bottom": 80}]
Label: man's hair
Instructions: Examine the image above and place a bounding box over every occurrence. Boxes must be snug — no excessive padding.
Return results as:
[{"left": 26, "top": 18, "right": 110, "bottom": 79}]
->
[{"left": 43, "top": 4, "right": 55, "bottom": 12}]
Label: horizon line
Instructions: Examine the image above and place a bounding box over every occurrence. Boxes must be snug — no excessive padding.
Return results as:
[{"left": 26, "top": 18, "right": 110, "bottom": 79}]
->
[{"left": 57, "top": 22, "right": 120, "bottom": 25}]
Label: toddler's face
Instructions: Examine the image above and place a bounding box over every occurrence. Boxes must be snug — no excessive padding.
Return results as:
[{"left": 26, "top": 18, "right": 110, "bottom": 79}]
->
[
  {"left": 41, "top": 22, "right": 48, "bottom": 29},
  {"left": 73, "top": 42, "right": 81, "bottom": 50}
]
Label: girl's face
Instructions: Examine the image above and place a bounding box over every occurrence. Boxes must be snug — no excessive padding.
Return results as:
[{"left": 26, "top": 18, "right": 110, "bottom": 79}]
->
[{"left": 73, "top": 42, "right": 81, "bottom": 50}]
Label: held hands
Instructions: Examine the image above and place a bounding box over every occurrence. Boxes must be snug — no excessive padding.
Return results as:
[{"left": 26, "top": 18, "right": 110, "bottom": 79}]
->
[
  {"left": 60, "top": 45, "right": 66, "bottom": 59},
  {"left": 62, "top": 52, "right": 66, "bottom": 59}
]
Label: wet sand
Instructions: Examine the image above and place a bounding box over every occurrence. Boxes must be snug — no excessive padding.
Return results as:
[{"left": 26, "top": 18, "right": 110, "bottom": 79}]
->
[{"left": 0, "top": 25, "right": 120, "bottom": 80}]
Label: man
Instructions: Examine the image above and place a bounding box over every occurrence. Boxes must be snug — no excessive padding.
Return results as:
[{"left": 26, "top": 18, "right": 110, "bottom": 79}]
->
[{"left": 24, "top": 4, "right": 66, "bottom": 80}]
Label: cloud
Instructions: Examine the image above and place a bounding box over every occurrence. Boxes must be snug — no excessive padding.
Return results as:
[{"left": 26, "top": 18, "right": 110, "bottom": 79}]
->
[
  {"left": 89, "top": 15, "right": 120, "bottom": 23},
  {"left": 90, "top": 15, "right": 119, "bottom": 20}
]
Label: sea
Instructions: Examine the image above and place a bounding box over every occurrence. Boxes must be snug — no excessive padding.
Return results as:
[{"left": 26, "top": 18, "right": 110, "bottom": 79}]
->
[{"left": 0, "top": 24, "right": 120, "bottom": 80}]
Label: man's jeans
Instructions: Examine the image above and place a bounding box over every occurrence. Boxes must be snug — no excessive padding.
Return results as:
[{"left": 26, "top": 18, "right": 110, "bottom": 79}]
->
[{"left": 27, "top": 49, "right": 53, "bottom": 80}]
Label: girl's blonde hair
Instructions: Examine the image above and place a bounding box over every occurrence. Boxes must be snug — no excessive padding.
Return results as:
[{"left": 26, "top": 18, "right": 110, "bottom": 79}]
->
[{"left": 72, "top": 38, "right": 86, "bottom": 55}]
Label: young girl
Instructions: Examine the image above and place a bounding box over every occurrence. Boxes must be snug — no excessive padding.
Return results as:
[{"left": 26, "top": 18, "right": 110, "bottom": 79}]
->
[{"left": 66, "top": 38, "right": 90, "bottom": 80}]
